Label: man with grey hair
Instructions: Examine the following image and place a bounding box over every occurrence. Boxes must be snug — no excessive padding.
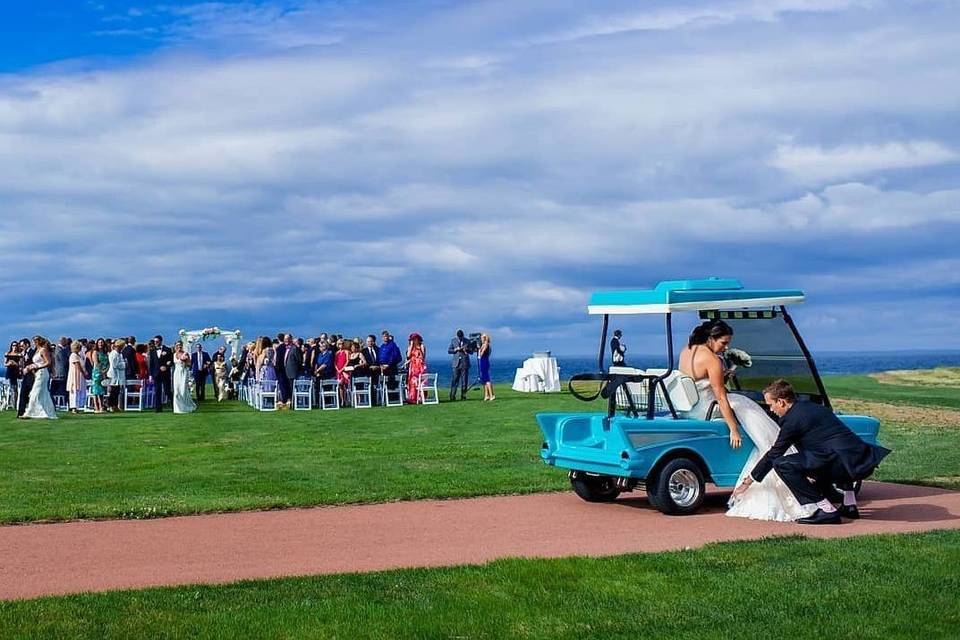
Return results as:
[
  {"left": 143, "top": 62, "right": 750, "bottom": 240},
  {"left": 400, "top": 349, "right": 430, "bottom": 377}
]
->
[{"left": 50, "top": 337, "right": 70, "bottom": 403}]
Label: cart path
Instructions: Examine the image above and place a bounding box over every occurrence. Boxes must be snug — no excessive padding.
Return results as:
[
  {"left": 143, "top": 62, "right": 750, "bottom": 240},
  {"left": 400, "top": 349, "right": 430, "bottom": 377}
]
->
[{"left": 2, "top": 481, "right": 958, "bottom": 601}]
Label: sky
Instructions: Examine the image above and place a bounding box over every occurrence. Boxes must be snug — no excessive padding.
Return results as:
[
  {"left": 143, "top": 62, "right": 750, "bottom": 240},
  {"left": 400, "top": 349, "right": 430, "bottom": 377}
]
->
[{"left": 1, "top": 0, "right": 958, "bottom": 357}]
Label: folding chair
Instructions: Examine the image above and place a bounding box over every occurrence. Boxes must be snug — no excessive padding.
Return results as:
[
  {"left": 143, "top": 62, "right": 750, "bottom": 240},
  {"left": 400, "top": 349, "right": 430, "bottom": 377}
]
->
[
  {"left": 351, "top": 377, "right": 372, "bottom": 409},
  {"left": 293, "top": 377, "right": 314, "bottom": 410},
  {"left": 53, "top": 394, "right": 69, "bottom": 412},
  {"left": 319, "top": 378, "right": 340, "bottom": 410},
  {"left": 124, "top": 381, "right": 144, "bottom": 411},
  {"left": 380, "top": 374, "right": 404, "bottom": 407},
  {"left": 84, "top": 381, "right": 97, "bottom": 412},
  {"left": 418, "top": 373, "right": 439, "bottom": 405},
  {"left": 257, "top": 380, "right": 278, "bottom": 411},
  {"left": 142, "top": 380, "right": 155, "bottom": 410}
]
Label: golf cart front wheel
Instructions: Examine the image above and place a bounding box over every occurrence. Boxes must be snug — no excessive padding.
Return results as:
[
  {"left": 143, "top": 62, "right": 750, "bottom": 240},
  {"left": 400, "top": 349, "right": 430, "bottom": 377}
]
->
[
  {"left": 570, "top": 472, "right": 621, "bottom": 503},
  {"left": 650, "top": 458, "right": 706, "bottom": 515}
]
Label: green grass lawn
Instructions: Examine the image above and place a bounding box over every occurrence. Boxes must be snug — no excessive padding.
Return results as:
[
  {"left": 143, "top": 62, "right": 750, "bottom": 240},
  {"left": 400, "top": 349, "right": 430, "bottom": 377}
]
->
[
  {"left": 0, "top": 377, "right": 957, "bottom": 523},
  {"left": 1, "top": 530, "right": 957, "bottom": 639},
  {"left": 823, "top": 374, "right": 960, "bottom": 409}
]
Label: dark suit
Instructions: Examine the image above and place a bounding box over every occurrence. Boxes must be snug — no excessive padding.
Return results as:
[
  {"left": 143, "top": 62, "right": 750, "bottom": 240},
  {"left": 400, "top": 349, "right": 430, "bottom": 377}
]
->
[
  {"left": 281, "top": 344, "right": 301, "bottom": 404},
  {"left": 150, "top": 345, "right": 174, "bottom": 411},
  {"left": 122, "top": 344, "right": 138, "bottom": 384},
  {"left": 751, "top": 401, "right": 891, "bottom": 505},
  {"left": 191, "top": 351, "right": 212, "bottom": 401},
  {"left": 448, "top": 337, "right": 471, "bottom": 400},
  {"left": 16, "top": 347, "right": 36, "bottom": 417},
  {"left": 362, "top": 344, "right": 380, "bottom": 404}
]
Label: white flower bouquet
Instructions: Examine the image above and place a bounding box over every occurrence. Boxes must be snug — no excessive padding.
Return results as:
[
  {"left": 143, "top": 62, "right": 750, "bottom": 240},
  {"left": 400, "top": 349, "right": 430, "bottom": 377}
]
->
[{"left": 724, "top": 348, "right": 752, "bottom": 371}]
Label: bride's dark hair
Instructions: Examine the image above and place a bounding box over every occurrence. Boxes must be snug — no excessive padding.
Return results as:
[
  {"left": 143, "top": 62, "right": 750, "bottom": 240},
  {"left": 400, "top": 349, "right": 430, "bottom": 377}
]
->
[{"left": 688, "top": 319, "right": 733, "bottom": 348}]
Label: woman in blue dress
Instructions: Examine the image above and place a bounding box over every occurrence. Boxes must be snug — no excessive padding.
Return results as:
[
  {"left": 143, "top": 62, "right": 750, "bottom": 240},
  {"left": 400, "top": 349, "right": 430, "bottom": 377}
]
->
[{"left": 479, "top": 333, "right": 494, "bottom": 402}]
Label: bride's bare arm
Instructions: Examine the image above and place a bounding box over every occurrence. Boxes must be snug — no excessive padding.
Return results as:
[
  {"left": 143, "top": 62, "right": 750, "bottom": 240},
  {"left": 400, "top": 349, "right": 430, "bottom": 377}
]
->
[{"left": 705, "top": 354, "right": 742, "bottom": 449}]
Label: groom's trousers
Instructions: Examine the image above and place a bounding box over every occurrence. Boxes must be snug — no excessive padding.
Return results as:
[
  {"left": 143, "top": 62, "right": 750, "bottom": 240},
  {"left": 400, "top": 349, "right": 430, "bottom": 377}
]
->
[
  {"left": 155, "top": 372, "right": 172, "bottom": 412},
  {"left": 17, "top": 373, "right": 34, "bottom": 417},
  {"left": 773, "top": 453, "right": 850, "bottom": 505}
]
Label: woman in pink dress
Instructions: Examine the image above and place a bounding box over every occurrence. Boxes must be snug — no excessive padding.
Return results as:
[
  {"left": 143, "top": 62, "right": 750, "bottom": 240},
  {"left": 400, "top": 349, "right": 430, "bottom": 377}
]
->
[
  {"left": 406, "top": 333, "right": 426, "bottom": 404},
  {"left": 335, "top": 338, "right": 350, "bottom": 406}
]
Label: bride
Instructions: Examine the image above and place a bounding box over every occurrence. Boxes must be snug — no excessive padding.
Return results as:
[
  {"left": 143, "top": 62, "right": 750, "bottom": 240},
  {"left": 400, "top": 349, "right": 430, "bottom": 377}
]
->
[
  {"left": 679, "top": 319, "right": 816, "bottom": 522},
  {"left": 21, "top": 336, "right": 58, "bottom": 420},
  {"left": 172, "top": 341, "right": 196, "bottom": 414}
]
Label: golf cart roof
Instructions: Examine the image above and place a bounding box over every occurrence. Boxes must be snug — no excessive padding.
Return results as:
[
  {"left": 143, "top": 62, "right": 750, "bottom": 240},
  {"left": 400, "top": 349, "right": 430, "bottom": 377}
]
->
[{"left": 587, "top": 278, "right": 804, "bottom": 315}]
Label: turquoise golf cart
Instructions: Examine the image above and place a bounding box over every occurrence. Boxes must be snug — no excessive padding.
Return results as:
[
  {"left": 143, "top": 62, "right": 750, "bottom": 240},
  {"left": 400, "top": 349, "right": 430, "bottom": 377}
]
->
[{"left": 537, "top": 278, "right": 883, "bottom": 515}]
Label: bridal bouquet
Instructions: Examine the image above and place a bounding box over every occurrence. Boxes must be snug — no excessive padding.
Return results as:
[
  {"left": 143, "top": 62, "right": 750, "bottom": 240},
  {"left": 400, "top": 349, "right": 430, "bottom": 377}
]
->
[{"left": 724, "top": 348, "right": 752, "bottom": 371}]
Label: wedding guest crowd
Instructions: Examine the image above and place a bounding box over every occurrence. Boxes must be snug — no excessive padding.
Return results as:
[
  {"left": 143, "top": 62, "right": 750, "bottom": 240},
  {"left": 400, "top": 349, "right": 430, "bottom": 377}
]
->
[{"left": 3, "top": 327, "right": 498, "bottom": 418}]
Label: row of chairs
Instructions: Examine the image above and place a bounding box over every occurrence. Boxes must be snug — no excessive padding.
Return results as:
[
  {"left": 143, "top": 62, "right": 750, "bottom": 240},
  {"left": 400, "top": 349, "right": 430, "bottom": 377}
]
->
[
  {"left": 0, "top": 378, "right": 159, "bottom": 413},
  {"left": 244, "top": 374, "right": 440, "bottom": 412}
]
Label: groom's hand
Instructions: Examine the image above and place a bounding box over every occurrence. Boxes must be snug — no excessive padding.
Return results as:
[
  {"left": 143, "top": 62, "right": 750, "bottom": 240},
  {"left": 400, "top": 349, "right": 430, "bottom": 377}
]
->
[{"left": 732, "top": 477, "right": 753, "bottom": 499}]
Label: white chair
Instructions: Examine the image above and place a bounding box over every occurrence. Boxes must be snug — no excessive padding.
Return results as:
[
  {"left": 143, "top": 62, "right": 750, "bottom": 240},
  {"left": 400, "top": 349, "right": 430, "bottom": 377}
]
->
[
  {"left": 380, "top": 374, "right": 404, "bottom": 407},
  {"left": 293, "top": 378, "right": 314, "bottom": 411},
  {"left": 319, "top": 379, "right": 339, "bottom": 410},
  {"left": 84, "top": 381, "right": 98, "bottom": 412},
  {"left": 257, "top": 380, "right": 278, "bottom": 411},
  {"left": 142, "top": 380, "right": 155, "bottom": 410},
  {"left": 351, "top": 377, "right": 372, "bottom": 409},
  {"left": 52, "top": 394, "right": 68, "bottom": 412},
  {"left": 0, "top": 380, "right": 13, "bottom": 411},
  {"left": 418, "top": 373, "right": 439, "bottom": 405},
  {"left": 124, "top": 381, "right": 145, "bottom": 412}
]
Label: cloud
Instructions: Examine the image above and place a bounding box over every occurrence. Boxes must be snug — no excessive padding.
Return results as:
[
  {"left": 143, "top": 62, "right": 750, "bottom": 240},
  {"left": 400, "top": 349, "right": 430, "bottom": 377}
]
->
[
  {"left": 0, "top": 0, "right": 958, "bottom": 352},
  {"left": 770, "top": 141, "right": 959, "bottom": 182}
]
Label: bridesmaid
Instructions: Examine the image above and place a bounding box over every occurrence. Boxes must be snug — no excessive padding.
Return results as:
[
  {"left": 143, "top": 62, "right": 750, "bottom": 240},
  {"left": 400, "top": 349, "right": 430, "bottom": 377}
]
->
[
  {"left": 335, "top": 339, "right": 350, "bottom": 406},
  {"left": 406, "top": 333, "right": 426, "bottom": 404},
  {"left": 479, "top": 333, "right": 494, "bottom": 401},
  {"left": 66, "top": 341, "right": 87, "bottom": 413},
  {"left": 4, "top": 341, "right": 22, "bottom": 411}
]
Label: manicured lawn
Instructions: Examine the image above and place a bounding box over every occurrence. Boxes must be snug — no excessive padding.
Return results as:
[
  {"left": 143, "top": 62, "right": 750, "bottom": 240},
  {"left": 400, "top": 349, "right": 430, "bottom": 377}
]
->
[
  {"left": 1, "top": 531, "right": 957, "bottom": 639},
  {"left": 824, "top": 374, "right": 960, "bottom": 409},
  {"left": 0, "top": 376, "right": 956, "bottom": 524}
]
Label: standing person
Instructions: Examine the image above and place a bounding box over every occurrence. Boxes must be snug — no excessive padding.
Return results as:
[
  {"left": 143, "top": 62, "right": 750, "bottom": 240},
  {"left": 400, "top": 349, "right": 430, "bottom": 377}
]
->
[
  {"left": 134, "top": 344, "right": 149, "bottom": 380},
  {"left": 4, "top": 341, "right": 22, "bottom": 411},
  {"left": 191, "top": 343, "right": 212, "bottom": 401},
  {"left": 66, "top": 341, "right": 87, "bottom": 413},
  {"left": 21, "top": 336, "right": 57, "bottom": 419},
  {"left": 335, "top": 339, "right": 350, "bottom": 406},
  {"left": 257, "top": 336, "right": 277, "bottom": 383},
  {"left": 406, "top": 333, "right": 427, "bottom": 404},
  {"left": 17, "top": 338, "right": 36, "bottom": 418},
  {"left": 88, "top": 340, "right": 106, "bottom": 414},
  {"left": 212, "top": 352, "right": 229, "bottom": 402},
  {"left": 150, "top": 336, "right": 174, "bottom": 412},
  {"left": 610, "top": 329, "right": 626, "bottom": 366},
  {"left": 377, "top": 331, "right": 402, "bottom": 396},
  {"left": 172, "top": 342, "right": 196, "bottom": 414},
  {"left": 51, "top": 337, "right": 70, "bottom": 403},
  {"left": 107, "top": 339, "right": 127, "bottom": 412},
  {"left": 447, "top": 329, "right": 471, "bottom": 401},
  {"left": 122, "top": 337, "right": 138, "bottom": 382},
  {"left": 273, "top": 333, "right": 288, "bottom": 405},
  {"left": 282, "top": 334, "right": 301, "bottom": 408},
  {"left": 362, "top": 335, "right": 380, "bottom": 404},
  {"left": 479, "top": 333, "right": 495, "bottom": 402}
]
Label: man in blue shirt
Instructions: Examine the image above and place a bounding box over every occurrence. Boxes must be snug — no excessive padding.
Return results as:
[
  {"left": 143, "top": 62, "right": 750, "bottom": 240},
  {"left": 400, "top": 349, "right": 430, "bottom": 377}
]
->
[{"left": 378, "top": 331, "right": 403, "bottom": 391}]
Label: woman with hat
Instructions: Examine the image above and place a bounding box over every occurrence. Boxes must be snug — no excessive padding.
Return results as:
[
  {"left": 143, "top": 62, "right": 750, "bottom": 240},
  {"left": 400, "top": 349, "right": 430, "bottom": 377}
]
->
[{"left": 406, "top": 332, "right": 427, "bottom": 404}]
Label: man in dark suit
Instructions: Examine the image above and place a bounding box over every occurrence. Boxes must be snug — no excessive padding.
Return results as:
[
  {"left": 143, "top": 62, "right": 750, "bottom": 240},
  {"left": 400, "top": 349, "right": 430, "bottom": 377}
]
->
[
  {"left": 281, "top": 333, "right": 301, "bottom": 406},
  {"left": 732, "top": 379, "right": 891, "bottom": 524},
  {"left": 447, "top": 329, "right": 472, "bottom": 401},
  {"left": 122, "top": 337, "right": 138, "bottom": 382},
  {"left": 51, "top": 337, "right": 71, "bottom": 401},
  {"left": 191, "top": 343, "right": 212, "bottom": 401},
  {"left": 16, "top": 338, "right": 35, "bottom": 418},
  {"left": 150, "top": 335, "right": 174, "bottom": 411}
]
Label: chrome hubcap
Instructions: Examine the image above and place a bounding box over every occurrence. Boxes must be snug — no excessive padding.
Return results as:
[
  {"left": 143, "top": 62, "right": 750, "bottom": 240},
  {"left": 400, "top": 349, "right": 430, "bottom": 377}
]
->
[{"left": 668, "top": 469, "right": 700, "bottom": 507}]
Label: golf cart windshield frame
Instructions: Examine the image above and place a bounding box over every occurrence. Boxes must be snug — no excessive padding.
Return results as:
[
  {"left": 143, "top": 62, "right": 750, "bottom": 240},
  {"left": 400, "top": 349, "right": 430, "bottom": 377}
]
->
[{"left": 591, "top": 304, "right": 830, "bottom": 420}]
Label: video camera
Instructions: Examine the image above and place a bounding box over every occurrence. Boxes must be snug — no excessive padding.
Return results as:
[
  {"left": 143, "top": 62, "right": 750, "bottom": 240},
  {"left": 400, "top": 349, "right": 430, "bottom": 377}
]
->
[{"left": 463, "top": 332, "right": 482, "bottom": 353}]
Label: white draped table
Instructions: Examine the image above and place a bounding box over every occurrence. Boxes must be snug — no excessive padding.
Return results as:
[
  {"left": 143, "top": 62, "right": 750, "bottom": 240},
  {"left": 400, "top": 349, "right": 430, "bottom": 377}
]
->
[{"left": 512, "top": 353, "right": 561, "bottom": 393}]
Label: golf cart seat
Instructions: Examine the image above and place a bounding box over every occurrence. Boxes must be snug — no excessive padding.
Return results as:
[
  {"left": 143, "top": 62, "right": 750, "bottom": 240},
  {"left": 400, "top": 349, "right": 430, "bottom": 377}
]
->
[{"left": 608, "top": 366, "right": 700, "bottom": 413}]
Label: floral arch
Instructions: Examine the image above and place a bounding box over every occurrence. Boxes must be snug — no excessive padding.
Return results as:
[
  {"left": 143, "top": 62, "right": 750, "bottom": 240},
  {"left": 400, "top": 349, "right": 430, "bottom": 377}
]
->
[{"left": 178, "top": 327, "right": 243, "bottom": 362}]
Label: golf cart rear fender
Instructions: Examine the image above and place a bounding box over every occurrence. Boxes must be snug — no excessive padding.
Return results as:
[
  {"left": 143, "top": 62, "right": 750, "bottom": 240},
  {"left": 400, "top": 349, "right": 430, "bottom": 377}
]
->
[
  {"left": 838, "top": 415, "right": 882, "bottom": 445},
  {"left": 537, "top": 413, "right": 646, "bottom": 473}
]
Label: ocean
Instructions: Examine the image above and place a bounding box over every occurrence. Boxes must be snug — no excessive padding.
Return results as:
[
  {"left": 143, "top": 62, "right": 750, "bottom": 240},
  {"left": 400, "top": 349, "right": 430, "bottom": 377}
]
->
[{"left": 4, "top": 350, "right": 960, "bottom": 389}]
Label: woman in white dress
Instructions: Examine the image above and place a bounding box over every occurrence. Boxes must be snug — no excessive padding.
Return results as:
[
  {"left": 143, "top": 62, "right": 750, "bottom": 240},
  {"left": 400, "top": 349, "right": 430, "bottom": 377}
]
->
[
  {"left": 21, "top": 336, "right": 58, "bottom": 420},
  {"left": 66, "top": 341, "right": 87, "bottom": 413},
  {"left": 172, "top": 341, "right": 196, "bottom": 414},
  {"left": 107, "top": 339, "right": 127, "bottom": 412},
  {"left": 679, "top": 319, "right": 816, "bottom": 522}
]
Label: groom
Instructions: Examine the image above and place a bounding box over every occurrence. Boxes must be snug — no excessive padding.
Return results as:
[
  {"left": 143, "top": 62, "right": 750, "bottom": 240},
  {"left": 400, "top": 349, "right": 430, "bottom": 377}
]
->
[{"left": 732, "top": 379, "right": 891, "bottom": 524}]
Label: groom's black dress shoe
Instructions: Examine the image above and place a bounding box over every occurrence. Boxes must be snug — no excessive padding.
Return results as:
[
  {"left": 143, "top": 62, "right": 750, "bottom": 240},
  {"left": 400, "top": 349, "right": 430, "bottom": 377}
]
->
[
  {"left": 797, "top": 509, "right": 842, "bottom": 525},
  {"left": 838, "top": 505, "right": 860, "bottom": 520}
]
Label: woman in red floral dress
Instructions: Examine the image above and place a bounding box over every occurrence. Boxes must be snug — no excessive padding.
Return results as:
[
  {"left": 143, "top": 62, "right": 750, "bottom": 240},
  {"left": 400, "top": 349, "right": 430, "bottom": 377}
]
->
[{"left": 406, "top": 333, "right": 426, "bottom": 404}]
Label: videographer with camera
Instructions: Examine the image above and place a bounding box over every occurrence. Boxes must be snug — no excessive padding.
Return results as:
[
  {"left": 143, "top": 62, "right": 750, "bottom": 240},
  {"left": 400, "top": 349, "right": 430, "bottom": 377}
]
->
[{"left": 447, "top": 329, "right": 476, "bottom": 401}]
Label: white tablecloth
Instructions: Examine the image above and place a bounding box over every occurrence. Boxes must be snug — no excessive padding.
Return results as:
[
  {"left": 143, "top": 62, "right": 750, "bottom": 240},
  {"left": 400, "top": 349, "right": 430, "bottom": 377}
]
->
[{"left": 512, "top": 356, "right": 561, "bottom": 393}]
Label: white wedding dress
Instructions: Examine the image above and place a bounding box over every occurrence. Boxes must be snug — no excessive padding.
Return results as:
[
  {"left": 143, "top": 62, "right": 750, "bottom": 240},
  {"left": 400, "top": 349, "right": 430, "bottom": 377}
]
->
[
  {"left": 24, "top": 353, "right": 58, "bottom": 420},
  {"left": 173, "top": 357, "right": 196, "bottom": 414},
  {"left": 688, "top": 378, "right": 816, "bottom": 522}
]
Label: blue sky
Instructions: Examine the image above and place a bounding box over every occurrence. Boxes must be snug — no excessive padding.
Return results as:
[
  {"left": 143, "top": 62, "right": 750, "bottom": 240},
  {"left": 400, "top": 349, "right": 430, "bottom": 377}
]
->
[{"left": 1, "top": 0, "right": 959, "bottom": 356}]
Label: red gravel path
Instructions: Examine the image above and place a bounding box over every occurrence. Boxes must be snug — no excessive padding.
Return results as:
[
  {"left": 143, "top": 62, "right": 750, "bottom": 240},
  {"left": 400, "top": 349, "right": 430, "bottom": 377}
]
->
[{"left": 1, "top": 481, "right": 958, "bottom": 601}]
